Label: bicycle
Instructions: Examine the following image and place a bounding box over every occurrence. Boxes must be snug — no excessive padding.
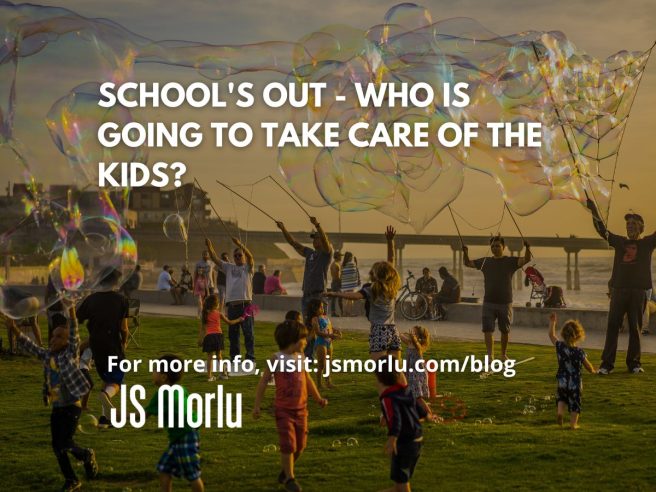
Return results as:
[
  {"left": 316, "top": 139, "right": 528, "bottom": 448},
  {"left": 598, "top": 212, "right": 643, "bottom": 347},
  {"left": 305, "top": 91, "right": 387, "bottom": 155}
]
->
[{"left": 397, "top": 271, "right": 429, "bottom": 321}]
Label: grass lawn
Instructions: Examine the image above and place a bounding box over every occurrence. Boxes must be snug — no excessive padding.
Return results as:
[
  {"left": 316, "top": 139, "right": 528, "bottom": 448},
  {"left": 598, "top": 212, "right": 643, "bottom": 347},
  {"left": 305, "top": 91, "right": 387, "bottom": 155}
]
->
[{"left": 1, "top": 316, "right": 655, "bottom": 491}]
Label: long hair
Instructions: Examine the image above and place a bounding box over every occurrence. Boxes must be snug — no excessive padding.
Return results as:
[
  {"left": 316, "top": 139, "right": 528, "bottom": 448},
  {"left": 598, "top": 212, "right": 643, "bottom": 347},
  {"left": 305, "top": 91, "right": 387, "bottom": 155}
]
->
[
  {"left": 369, "top": 261, "right": 401, "bottom": 302},
  {"left": 305, "top": 298, "right": 323, "bottom": 327},
  {"left": 202, "top": 294, "right": 219, "bottom": 324},
  {"left": 413, "top": 325, "right": 431, "bottom": 352},
  {"left": 342, "top": 251, "right": 354, "bottom": 266}
]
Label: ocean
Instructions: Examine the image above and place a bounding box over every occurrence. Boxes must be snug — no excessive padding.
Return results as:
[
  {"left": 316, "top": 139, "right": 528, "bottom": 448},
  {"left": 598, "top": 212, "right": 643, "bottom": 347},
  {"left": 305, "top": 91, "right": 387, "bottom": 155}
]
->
[{"left": 283, "top": 256, "right": 656, "bottom": 309}]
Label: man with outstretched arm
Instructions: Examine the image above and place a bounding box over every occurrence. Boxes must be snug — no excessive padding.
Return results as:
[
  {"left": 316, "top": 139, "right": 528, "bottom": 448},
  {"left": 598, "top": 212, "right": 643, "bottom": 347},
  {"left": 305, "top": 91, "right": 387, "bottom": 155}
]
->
[
  {"left": 463, "top": 235, "right": 531, "bottom": 361},
  {"left": 206, "top": 236, "right": 256, "bottom": 364},
  {"left": 587, "top": 199, "right": 656, "bottom": 374}
]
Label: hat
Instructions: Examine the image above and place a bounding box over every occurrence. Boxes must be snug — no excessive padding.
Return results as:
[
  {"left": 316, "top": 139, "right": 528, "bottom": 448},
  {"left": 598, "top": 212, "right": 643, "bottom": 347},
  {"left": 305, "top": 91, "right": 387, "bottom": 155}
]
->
[{"left": 624, "top": 213, "right": 644, "bottom": 225}]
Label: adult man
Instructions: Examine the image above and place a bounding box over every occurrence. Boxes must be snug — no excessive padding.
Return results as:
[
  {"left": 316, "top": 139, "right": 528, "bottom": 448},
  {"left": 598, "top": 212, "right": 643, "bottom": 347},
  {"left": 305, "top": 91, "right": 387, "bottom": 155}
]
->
[
  {"left": 157, "top": 265, "right": 182, "bottom": 305},
  {"left": 195, "top": 250, "right": 216, "bottom": 294},
  {"left": 588, "top": 200, "right": 656, "bottom": 374},
  {"left": 434, "top": 266, "right": 461, "bottom": 320},
  {"left": 76, "top": 268, "right": 129, "bottom": 428},
  {"left": 253, "top": 265, "right": 267, "bottom": 295},
  {"left": 415, "top": 267, "right": 438, "bottom": 319},
  {"left": 330, "top": 251, "right": 343, "bottom": 317},
  {"left": 206, "top": 237, "right": 256, "bottom": 363},
  {"left": 463, "top": 236, "right": 531, "bottom": 360},
  {"left": 276, "top": 216, "right": 333, "bottom": 318}
]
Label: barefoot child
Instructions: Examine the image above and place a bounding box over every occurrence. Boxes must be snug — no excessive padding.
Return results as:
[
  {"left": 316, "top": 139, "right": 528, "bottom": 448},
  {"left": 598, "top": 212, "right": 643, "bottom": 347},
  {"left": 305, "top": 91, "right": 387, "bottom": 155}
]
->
[
  {"left": 548, "top": 313, "right": 595, "bottom": 429},
  {"left": 376, "top": 360, "right": 427, "bottom": 492},
  {"left": 253, "top": 320, "right": 328, "bottom": 492},
  {"left": 146, "top": 354, "right": 205, "bottom": 492},
  {"left": 5, "top": 307, "right": 97, "bottom": 492},
  {"left": 327, "top": 226, "right": 401, "bottom": 360},
  {"left": 400, "top": 325, "right": 432, "bottom": 417},
  {"left": 306, "top": 299, "right": 341, "bottom": 389},
  {"left": 197, "top": 294, "right": 243, "bottom": 381}
]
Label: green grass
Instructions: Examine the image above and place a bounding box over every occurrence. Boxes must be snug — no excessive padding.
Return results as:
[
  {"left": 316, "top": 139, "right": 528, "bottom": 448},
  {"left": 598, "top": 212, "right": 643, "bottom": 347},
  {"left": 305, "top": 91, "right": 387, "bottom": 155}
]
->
[{"left": 1, "top": 317, "right": 655, "bottom": 491}]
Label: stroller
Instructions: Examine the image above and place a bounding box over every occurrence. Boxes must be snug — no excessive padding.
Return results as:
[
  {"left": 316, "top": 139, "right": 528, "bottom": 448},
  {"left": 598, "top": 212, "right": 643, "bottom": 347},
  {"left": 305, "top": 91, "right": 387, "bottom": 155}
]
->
[{"left": 524, "top": 266, "right": 547, "bottom": 307}]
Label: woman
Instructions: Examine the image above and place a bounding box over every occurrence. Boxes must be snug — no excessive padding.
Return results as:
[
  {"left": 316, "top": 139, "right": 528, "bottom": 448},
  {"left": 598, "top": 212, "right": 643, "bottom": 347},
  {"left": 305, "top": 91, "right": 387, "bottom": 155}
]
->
[
  {"left": 264, "top": 270, "right": 288, "bottom": 295},
  {"left": 340, "top": 252, "right": 360, "bottom": 316}
]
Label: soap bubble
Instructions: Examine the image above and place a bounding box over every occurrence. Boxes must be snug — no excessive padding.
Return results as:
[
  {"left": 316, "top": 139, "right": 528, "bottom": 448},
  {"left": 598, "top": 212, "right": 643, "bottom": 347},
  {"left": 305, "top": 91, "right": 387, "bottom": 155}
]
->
[
  {"left": 482, "top": 418, "right": 493, "bottom": 425},
  {"left": 77, "top": 413, "right": 99, "bottom": 434},
  {"left": 163, "top": 214, "right": 188, "bottom": 242},
  {"left": 346, "top": 437, "right": 359, "bottom": 447},
  {"left": 331, "top": 439, "right": 342, "bottom": 448},
  {"left": 262, "top": 444, "right": 277, "bottom": 453}
]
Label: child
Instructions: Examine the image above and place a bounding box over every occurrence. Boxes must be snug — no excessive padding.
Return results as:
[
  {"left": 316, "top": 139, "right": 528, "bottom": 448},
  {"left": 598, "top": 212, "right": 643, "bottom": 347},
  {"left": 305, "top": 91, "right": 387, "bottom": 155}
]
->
[
  {"left": 5, "top": 307, "right": 98, "bottom": 492},
  {"left": 376, "top": 360, "right": 427, "bottom": 492},
  {"left": 548, "top": 313, "right": 595, "bottom": 429},
  {"left": 306, "top": 299, "right": 340, "bottom": 389},
  {"left": 146, "top": 354, "right": 204, "bottom": 491},
  {"left": 197, "top": 294, "right": 243, "bottom": 381},
  {"left": 253, "top": 320, "right": 328, "bottom": 492},
  {"left": 400, "top": 325, "right": 432, "bottom": 417},
  {"left": 327, "top": 226, "right": 401, "bottom": 360},
  {"left": 193, "top": 265, "right": 209, "bottom": 318}
]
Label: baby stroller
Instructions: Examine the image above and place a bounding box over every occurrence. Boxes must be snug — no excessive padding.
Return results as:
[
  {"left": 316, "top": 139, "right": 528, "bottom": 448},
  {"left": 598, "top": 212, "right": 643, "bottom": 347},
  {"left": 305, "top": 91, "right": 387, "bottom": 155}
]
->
[{"left": 524, "top": 266, "right": 547, "bottom": 307}]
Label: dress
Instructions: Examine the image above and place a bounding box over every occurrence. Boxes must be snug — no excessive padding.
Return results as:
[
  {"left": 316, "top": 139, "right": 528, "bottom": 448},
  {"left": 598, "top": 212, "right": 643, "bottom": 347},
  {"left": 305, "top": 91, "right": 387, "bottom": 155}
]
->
[
  {"left": 555, "top": 340, "right": 585, "bottom": 413},
  {"left": 405, "top": 347, "right": 428, "bottom": 399}
]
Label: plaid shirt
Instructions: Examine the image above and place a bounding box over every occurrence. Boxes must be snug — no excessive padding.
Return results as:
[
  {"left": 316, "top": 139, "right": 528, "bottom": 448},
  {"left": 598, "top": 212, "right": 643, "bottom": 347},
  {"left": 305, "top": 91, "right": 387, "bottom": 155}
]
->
[{"left": 17, "top": 318, "right": 90, "bottom": 407}]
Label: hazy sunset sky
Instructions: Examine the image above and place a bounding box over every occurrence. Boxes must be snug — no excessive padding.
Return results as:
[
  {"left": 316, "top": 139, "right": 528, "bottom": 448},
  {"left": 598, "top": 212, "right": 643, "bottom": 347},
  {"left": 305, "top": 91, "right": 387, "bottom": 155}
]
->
[{"left": 6, "top": 0, "right": 656, "bottom": 258}]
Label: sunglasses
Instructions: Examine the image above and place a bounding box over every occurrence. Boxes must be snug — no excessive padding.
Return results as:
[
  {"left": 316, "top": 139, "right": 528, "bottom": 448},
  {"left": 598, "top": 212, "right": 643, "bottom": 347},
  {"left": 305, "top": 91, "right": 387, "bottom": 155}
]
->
[{"left": 234, "top": 253, "right": 243, "bottom": 258}]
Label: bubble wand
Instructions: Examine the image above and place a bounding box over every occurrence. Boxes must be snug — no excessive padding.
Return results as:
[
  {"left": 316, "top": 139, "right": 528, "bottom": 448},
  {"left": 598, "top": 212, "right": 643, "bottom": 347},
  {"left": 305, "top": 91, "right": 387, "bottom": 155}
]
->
[
  {"left": 268, "top": 175, "right": 311, "bottom": 219},
  {"left": 193, "top": 177, "right": 231, "bottom": 234},
  {"left": 447, "top": 204, "right": 464, "bottom": 248},
  {"left": 215, "top": 179, "right": 278, "bottom": 223}
]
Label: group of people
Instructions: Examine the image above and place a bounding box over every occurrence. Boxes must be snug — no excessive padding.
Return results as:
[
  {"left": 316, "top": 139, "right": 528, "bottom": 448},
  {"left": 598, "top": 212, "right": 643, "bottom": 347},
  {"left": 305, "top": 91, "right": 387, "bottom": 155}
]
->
[{"left": 5, "top": 200, "right": 655, "bottom": 492}]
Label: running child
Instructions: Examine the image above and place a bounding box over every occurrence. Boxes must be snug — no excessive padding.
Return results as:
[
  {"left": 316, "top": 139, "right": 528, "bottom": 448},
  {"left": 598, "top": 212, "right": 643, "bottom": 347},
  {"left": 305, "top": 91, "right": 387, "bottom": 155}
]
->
[
  {"left": 306, "top": 299, "right": 341, "bottom": 389},
  {"left": 197, "top": 294, "right": 243, "bottom": 381},
  {"left": 327, "top": 226, "right": 401, "bottom": 360},
  {"left": 376, "top": 360, "right": 427, "bottom": 492},
  {"left": 5, "top": 307, "right": 98, "bottom": 492},
  {"left": 400, "top": 325, "right": 432, "bottom": 418},
  {"left": 253, "top": 320, "right": 328, "bottom": 492},
  {"left": 548, "top": 313, "right": 595, "bottom": 429}
]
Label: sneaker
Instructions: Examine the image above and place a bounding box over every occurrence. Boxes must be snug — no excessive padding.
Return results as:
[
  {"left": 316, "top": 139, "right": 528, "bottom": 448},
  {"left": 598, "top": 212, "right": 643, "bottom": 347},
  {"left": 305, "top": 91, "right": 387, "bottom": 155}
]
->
[
  {"left": 641, "top": 329, "right": 650, "bottom": 335},
  {"left": 207, "top": 376, "right": 217, "bottom": 382},
  {"left": 97, "top": 416, "right": 112, "bottom": 429},
  {"left": 597, "top": 367, "right": 613, "bottom": 375},
  {"left": 84, "top": 448, "right": 98, "bottom": 480},
  {"left": 631, "top": 366, "right": 645, "bottom": 374},
  {"left": 284, "top": 478, "right": 302, "bottom": 492},
  {"left": 62, "top": 480, "right": 81, "bottom": 492}
]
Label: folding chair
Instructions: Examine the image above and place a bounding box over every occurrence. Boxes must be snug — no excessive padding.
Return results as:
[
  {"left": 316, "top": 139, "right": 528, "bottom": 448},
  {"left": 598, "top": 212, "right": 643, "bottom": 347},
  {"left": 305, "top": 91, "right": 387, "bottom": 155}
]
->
[{"left": 126, "top": 298, "right": 141, "bottom": 347}]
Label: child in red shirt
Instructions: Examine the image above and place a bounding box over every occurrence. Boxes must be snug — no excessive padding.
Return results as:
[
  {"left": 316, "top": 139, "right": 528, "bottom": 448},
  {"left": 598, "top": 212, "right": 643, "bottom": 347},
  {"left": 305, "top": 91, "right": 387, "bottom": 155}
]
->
[
  {"left": 197, "top": 294, "right": 243, "bottom": 382},
  {"left": 253, "top": 320, "right": 327, "bottom": 492}
]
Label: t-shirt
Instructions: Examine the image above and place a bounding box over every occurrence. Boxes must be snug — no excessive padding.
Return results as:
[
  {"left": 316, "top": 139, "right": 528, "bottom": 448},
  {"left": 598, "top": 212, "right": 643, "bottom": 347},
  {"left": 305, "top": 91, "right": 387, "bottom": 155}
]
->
[
  {"left": 607, "top": 232, "right": 656, "bottom": 289},
  {"left": 272, "top": 352, "right": 308, "bottom": 410},
  {"left": 302, "top": 247, "right": 331, "bottom": 295},
  {"left": 439, "top": 274, "right": 461, "bottom": 303},
  {"left": 219, "top": 261, "right": 254, "bottom": 303},
  {"left": 359, "top": 284, "right": 395, "bottom": 325},
  {"left": 204, "top": 311, "right": 222, "bottom": 335},
  {"left": 415, "top": 276, "right": 438, "bottom": 295},
  {"left": 264, "top": 275, "right": 284, "bottom": 294},
  {"left": 157, "top": 270, "right": 172, "bottom": 290},
  {"left": 145, "top": 385, "right": 195, "bottom": 443},
  {"left": 77, "top": 291, "right": 128, "bottom": 371},
  {"left": 252, "top": 271, "right": 266, "bottom": 295},
  {"left": 473, "top": 256, "right": 521, "bottom": 304}
]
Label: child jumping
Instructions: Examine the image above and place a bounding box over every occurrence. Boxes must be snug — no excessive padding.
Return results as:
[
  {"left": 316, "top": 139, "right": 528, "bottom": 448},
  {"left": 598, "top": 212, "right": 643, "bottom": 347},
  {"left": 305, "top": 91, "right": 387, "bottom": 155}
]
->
[
  {"left": 146, "top": 354, "right": 205, "bottom": 492},
  {"left": 5, "top": 307, "right": 97, "bottom": 492},
  {"left": 306, "top": 299, "right": 341, "bottom": 389},
  {"left": 400, "top": 325, "right": 432, "bottom": 418},
  {"left": 327, "top": 226, "right": 401, "bottom": 360},
  {"left": 376, "top": 360, "right": 427, "bottom": 492},
  {"left": 253, "top": 320, "right": 328, "bottom": 492},
  {"left": 198, "top": 294, "right": 243, "bottom": 381},
  {"left": 548, "top": 313, "right": 595, "bottom": 429}
]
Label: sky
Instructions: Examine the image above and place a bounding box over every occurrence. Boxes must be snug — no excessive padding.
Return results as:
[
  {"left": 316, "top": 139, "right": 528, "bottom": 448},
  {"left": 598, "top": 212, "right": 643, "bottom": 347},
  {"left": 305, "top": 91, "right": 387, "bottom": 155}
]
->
[{"left": 4, "top": 0, "right": 656, "bottom": 258}]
